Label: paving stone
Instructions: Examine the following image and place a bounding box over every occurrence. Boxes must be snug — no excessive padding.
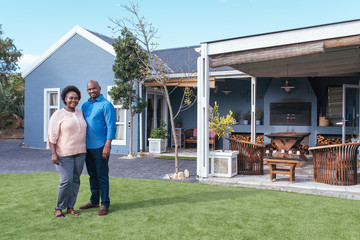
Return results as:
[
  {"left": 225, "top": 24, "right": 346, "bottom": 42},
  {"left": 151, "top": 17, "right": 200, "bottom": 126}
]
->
[{"left": 1, "top": 140, "right": 359, "bottom": 200}]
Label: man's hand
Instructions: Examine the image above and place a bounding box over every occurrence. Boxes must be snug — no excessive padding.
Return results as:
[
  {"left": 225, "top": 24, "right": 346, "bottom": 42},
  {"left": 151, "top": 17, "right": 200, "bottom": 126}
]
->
[{"left": 102, "top": 144, "right": 111, "bottom": 159}]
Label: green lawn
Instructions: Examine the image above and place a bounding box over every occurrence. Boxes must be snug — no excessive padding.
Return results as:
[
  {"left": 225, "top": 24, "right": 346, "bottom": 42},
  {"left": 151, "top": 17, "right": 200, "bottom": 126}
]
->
[{"left": 1, "top": 173, "right": 359, "bottom": 240}]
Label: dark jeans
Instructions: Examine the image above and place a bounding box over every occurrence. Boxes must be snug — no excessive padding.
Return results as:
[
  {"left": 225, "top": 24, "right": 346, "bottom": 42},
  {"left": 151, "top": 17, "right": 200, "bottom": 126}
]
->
[{"left": 85, "top": 147, "right": 110, "bottom": 207}]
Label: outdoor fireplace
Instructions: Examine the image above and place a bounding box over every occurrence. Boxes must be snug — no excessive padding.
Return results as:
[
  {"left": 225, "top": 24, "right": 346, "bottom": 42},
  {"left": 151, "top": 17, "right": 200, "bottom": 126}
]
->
[{"left": 270, "top": 102, "right": 311, "bottom": 126}]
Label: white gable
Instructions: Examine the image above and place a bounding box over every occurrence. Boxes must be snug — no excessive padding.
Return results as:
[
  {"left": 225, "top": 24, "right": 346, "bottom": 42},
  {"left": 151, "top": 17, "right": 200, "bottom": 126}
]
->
[{"left": 22, "top": 25, "right": 115, "bottom": 78}]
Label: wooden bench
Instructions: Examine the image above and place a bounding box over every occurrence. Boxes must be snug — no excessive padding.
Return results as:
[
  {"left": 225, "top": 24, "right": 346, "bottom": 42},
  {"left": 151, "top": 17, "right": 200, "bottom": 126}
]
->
[
  {"left": 264, "top": 158, "right": 300, "bottom": 183},
  {"left": 309, "top": 142, "right": 360, "bottom": 186}
]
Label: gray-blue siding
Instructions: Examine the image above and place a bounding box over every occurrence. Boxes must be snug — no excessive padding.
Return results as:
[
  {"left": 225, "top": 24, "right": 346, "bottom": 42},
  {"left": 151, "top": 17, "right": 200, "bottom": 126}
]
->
[{"left": 24, "top": 33, "right": 137, "bottom": 155}]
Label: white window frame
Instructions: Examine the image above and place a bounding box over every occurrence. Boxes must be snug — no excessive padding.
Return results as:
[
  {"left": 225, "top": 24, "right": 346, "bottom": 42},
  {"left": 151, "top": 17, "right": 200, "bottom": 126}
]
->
[
  {"left": 107, "top": 86, "right": 127, "bottom": 145},
  {"left": 43, "top": 88, "right": 60, "bottom": 141}
]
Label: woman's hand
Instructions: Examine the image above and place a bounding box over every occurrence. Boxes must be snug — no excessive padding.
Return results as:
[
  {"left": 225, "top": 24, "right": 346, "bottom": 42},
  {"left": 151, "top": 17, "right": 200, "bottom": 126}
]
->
[{"left": 52, "top": 153, "right": 60, "bottom": 165}]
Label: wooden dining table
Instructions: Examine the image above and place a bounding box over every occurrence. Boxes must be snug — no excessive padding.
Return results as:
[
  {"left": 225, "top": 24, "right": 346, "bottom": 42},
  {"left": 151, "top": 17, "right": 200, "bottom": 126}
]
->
[{"left": 265, "top": 132, "right": 310, "bottom": 163}]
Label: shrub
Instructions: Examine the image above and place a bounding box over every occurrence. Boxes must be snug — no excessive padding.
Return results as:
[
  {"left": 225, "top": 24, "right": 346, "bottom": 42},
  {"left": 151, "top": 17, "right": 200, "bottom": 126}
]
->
[{"left": 149, "top": 120, "right": 169, "bottom": 139}]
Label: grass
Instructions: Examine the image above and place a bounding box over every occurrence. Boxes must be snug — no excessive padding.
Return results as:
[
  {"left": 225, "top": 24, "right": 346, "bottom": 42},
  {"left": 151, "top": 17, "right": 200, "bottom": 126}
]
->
[
  {"left": 155, "top": 155, "right": 197, "bottom": 161},
  {"left": 1, "top": 173, "right": 360, "bottom": 240}
]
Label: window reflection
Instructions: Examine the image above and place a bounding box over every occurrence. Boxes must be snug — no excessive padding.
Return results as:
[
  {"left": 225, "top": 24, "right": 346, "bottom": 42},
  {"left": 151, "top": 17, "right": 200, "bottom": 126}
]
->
[{"left": 115, "top": 125, "right": 124, "bottom": 140}]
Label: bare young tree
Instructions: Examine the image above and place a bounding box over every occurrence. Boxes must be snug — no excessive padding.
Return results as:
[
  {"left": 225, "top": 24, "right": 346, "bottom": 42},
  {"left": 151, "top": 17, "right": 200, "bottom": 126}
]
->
[{"left": 110, "top": 2, "right": 196, "bottom": 174}]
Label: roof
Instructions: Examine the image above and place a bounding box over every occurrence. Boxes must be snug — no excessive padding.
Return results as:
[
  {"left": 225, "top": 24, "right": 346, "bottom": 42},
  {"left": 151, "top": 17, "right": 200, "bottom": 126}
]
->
[
  {"left": 204, "top": 19, "right": 360, "bottom": 46},
  {"left": 22, "top": 25, "right": 237, "bottom": 79},
  {"left": 86, "top": 29, "right": 115, "bottom": 45},
  {"left": 203, "top": 19, "right": 360, "bottom": 77},
  {"left": 154, "top": 46, "right": 234, "bottom": 73}
]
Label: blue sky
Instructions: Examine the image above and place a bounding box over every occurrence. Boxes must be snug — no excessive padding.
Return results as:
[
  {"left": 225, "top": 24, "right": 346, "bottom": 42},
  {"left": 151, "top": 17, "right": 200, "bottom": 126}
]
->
[{"left": 1, "top": 0, "right": 360, "bottom": 72}]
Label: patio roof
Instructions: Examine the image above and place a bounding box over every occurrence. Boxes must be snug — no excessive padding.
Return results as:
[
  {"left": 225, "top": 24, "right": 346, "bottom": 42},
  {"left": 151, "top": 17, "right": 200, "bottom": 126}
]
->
[
  {"left": 205, "top": 19, "right": 360, "bottom": 78},
  {"left": 196, "top": 19, "right": 360, "bottom": 178}
]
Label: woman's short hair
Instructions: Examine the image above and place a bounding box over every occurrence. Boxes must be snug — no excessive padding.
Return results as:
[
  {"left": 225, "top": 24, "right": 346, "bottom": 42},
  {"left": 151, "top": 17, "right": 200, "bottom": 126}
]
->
[{"left": 61, "top": 85, "right": 81, "bottom": 104}]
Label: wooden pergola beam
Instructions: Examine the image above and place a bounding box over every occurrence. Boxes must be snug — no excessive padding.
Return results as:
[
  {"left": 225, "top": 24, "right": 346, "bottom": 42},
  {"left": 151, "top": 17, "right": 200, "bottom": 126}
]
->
[
  {"left": 235, "top": 48, "right": 360, "bottom": 70},
  {"left": 144, "top": 77, "right": 216, "bottom": 88},
  {"left": 324, "top": 35, "right": 360, "bottom": 49},
  {"left": 210, "top": 35, "right": 360, "bottom": 68},
  {"left": 236, "top": 57, "right": 360, "bottom": 77},
  {"left": 210, "top": 42, "right": 325, "bottom": 68}
]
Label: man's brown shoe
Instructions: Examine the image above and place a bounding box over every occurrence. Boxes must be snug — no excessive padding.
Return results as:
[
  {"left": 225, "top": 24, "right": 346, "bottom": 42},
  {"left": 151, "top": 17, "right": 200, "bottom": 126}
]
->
[
  {"left": 79, "top": 202, "right": 99, "bottom": 210},
  {"left": 97, "top": 206, "right": 109, "bottom": 216}
]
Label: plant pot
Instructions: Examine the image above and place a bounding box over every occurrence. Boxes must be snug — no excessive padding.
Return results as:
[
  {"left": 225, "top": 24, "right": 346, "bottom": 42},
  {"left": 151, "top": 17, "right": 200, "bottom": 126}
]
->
[
  {"left": 256, "top": 120, "right": 261, "bottom": 125},
  {"left": 243, "top": 120, "right": 249, "bottom": 125},
  {"left": 209, "top": 150, "right": 238, "bottom": 177},
  {"left": 148, "top": 138, "right": 166, "bottom": 153}
]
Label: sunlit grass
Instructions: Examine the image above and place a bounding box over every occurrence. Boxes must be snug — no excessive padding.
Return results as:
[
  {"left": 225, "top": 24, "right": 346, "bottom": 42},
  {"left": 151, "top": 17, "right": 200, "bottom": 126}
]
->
[{"left": 1, "top": 172, "right": 359, "bottom": 240}]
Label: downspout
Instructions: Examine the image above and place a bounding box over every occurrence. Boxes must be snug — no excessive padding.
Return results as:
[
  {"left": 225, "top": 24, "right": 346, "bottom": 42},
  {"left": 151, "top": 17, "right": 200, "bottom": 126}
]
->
[
  {"left": 139, "top": 82, "right": 143, "bottom": 152},
  {"left": 251, "top": 76, "right": 257, "bottom": 143}
]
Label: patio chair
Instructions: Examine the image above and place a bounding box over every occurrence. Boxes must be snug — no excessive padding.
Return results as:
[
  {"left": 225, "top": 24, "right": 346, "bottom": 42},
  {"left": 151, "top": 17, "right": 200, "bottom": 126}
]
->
[
  {"left": 183, "top": 128, "right": 217, "bottom": 150},
  {"left": 309, "top": 142, "right": 360, "bottom": 186},
  {"left": 227, "top": 138, "right": 265, "bottom": 175}
]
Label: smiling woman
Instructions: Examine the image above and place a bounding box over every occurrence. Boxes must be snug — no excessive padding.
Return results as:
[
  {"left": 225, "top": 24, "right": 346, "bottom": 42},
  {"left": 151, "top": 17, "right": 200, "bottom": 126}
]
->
[{"left": 47, "top": 85, "right": 87, "bottom": 218}]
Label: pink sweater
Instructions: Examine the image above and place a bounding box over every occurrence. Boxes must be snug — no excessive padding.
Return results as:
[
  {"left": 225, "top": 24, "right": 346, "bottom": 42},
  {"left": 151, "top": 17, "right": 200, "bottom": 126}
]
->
[{"left": 47, "top": 108, "right": 87, "bottom": 157}]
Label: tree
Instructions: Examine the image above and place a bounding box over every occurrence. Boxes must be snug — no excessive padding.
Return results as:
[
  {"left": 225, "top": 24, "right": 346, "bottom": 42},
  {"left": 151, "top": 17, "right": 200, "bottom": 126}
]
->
[
  {"left": 209, "top": 102, "right": 236, "bottom": 152},
  {"left": 109, "top": 27, "right": 148, "bottom": 157},
  {"left": 110, "top": 2, "right": 195, "bottom": 174},
  {"left": 0, "top": 25, "right": 22, "bottom": 86}
]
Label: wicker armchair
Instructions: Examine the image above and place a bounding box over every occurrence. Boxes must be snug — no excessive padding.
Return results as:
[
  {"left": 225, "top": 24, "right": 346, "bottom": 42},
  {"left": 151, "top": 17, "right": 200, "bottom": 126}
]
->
[
  {"left": 309, "top": 142, "right": 360, "bottom": 186},
  {"left": 227, "top": 138, "right": 265, "bottom": 175}
]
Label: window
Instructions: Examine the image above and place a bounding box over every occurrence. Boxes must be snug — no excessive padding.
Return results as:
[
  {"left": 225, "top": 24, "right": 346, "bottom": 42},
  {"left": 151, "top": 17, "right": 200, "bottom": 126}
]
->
[
  {"left": 107, "top": 86, "right": 126, "bottom": 145},
  {"left": 327, "top": 86, "right": 342, "bottom": 126},
  {"left": 44, "top": 88, "right": 60, "bottom": 141}
]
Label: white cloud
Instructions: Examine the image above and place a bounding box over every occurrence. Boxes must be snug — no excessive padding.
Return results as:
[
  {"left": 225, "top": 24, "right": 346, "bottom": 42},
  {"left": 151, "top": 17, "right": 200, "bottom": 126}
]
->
[
  {"left": 20, "top": 54, "right": 39, "bottom": 64},
  {"left": 18, "top": 54, "right": 40, "bottom": 72}
]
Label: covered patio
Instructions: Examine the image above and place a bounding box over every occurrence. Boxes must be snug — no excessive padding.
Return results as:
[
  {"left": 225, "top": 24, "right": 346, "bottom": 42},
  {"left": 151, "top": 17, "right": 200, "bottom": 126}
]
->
[{"left": 196, "top": 19, "right": 360, "bottom": 178}]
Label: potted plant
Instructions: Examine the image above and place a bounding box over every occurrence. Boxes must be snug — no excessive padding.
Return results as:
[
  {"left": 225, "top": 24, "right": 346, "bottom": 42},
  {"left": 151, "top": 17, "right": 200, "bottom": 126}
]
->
[
  {"left": 242, "top": 111, "right": 250, "bottom": 125},
  {"left": 255, "top": 109, "right": 262, "bottom": 125},
  {"left": 231, "top": 110, "right": 240, "bottom": 125},
  {"left": 148, "top": 120, "right": 169, "bottom": 153},
  {"left": 209, "top": 102, "right": 238, "bottom": 177}
]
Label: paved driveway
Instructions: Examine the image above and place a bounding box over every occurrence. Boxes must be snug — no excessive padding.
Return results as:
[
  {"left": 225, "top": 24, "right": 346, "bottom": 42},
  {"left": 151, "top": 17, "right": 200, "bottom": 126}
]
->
[{"left": 0, "top": 140, "right": 198, "bottom": 183}]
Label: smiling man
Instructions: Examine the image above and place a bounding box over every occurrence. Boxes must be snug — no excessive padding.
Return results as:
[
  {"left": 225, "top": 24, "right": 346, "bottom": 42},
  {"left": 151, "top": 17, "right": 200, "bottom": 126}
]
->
[{"left": 80, "top": 80, "right": 116, "bottom": 216}]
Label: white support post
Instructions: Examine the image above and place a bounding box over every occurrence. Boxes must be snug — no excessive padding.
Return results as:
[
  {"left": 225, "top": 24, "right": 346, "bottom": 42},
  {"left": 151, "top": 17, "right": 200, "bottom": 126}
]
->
[
  {"left": 153, "top": 95, "right": 158, "bottom": 129},
  {"left": 197, "top": 44, "right": 210, "bottom": 178},
  {"left": 342, "top": 84, "right": 346, "bottom": 144},
  {"left": 251, "top": 76, "right": 257, "bottom": 143}
]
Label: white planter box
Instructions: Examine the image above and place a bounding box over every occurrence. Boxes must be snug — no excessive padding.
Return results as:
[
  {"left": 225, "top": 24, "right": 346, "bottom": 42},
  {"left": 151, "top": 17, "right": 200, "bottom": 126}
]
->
[
  {"left": 148, "top": 138, "right": 167, "bottom": 153},
  {"left": 210, "top": 150, "right": 238, "bottom": 177}
]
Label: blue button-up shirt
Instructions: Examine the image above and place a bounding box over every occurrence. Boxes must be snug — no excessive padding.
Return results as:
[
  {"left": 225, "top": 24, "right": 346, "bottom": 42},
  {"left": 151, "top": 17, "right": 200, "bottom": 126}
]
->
[{"left": 82, "top": 95, "right": 116, "bottom": 149}]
